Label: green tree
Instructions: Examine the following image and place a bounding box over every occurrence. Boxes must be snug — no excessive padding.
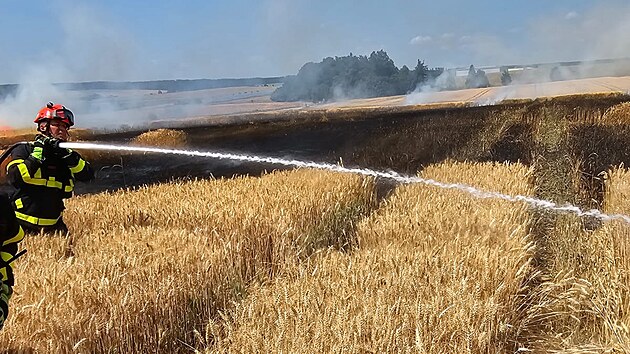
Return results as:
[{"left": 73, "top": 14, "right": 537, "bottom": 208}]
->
[{"left": 411, "top": 60, "right": 429, "bottom": 90}]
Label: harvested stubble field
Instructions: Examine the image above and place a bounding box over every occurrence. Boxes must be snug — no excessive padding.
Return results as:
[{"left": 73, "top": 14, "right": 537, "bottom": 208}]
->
[{"left": 4, "top": 93, "right": 630, "bottom": 352}]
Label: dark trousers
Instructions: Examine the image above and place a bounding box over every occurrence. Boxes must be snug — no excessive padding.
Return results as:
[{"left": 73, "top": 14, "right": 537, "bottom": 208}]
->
[{"left": 0, "top": 280, "right": 10, "bottom": 330}]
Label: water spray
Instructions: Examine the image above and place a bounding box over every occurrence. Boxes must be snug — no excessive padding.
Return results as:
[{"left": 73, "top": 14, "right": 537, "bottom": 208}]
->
[{"left": 60, "top": 141, "right": 630, "bottom": 225}]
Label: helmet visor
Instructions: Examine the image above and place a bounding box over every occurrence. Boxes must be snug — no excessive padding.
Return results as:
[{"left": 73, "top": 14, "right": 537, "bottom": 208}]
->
[{"left": 55, "top": 108, "right": 74, "bottom": 126}]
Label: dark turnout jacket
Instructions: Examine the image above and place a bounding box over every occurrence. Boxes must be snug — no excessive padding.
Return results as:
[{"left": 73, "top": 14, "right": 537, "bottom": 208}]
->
[
  {"left": 6, "top": 140, "right": 94, "bottom": 228},
  {"left": 0, "top": 193, "right": 24, "bottom": 287}
]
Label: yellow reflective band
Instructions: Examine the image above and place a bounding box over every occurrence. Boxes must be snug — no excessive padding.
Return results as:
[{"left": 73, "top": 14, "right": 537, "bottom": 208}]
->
[
  {"left": 15, "top": 211, "right": 60, "bottom": 226},
  {"left": 14, "top": 198, "right": 23, "bottom": 210},
  {"left": 17, "top": 164, "right": 45, "bottom": 186},
  {"left": 47, "top": 179, "right": 62, "bottom": 189},
  {"left": 70, "top": 158, "right": 86, "bottom": 174},
  {"left": 6, "top": 159, "right": 24, "bottom": 172},
  {"left": 0, "top": 252, "right": 11, "bottom": 282},
  {"left": 15, "top": 163, "right": 65, "bottom": 190},
  {"left": 2, "top": 226, "right": 24, "bottom": 247},
  {"left": 45, "top": 176, "right": 62, "bottom": 189},
  {"left": 34, "top": 168, "right": 42, "bottom": 179}
]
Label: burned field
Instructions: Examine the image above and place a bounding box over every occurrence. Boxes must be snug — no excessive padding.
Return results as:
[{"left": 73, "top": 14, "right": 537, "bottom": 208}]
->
[{"left": 66, "top": 92, "right": 630, "bottom": 210}]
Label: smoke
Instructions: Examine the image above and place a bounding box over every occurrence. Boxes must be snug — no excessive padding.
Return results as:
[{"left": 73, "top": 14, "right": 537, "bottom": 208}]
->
[
  {"left": 0, "top": 2, "right": 286, "bottom": 131},
  {"left": 0, "top": 67, "right": 69, "bottom": 128},
  {"left": 529, "top": 3, "right": 630, "bottom": 63},
  {"left": 405, "top": 2, "right": 630, "bottom": 106},
  {"left": 405, "top": 70, "right": 456, "bottom": 105},
  {"left": 472, "top": 86, "right": 518, "bottom": 107},
  {"left": 525, "top": 3, "right": 630, "bottom": 75},
  {"left": 58, "top": 4, "right": 137, "bottom": 82},
  {"left": 450, "top": 3, "right": 630, "bottom": 69},
  {"left": 0, "top": 1, "right": 146, "bottom": 130},
  {"left": 331, "top": 82, "right": 375, "bottom": 102},
  {"left": 263, "top": 0, "right": 324, "bottom": 75},
  {"left": 0, "top": 1, "right": 248, "bottom": 131}
]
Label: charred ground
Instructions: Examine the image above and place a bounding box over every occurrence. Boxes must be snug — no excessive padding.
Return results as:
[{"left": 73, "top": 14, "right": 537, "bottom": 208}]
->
[{"left": 2, "top": 92, "right": 630, "bottom": 214}]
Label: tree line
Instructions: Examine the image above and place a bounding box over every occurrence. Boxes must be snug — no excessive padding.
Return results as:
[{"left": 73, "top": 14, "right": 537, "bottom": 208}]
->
[
  {"left": 271, "top": 50, "right": 450, "bottom": 102},
  {"left": 271, "top": 50, "right": 520, "bottom": 102}
]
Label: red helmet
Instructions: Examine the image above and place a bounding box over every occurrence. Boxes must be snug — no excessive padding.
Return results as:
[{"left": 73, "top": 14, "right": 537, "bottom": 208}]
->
[{"left": 34, "top": 102, "right": 74, "bottom": 127}]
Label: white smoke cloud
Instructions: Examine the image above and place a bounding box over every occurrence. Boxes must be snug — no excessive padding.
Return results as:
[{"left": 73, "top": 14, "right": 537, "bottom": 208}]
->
[
  {"left": 0, "top": 1, "right": 150, "bottom": 129},
  {"left": 0, "top": 67, "right": 70, "bottom": 128},
  {"left": 530, "top": 3, "right": 630, "bottom": 62},
  {"left": 405, "top": 3, "right": 630, "bottom": 70},
  {"left": 405, "top": 70, "right": 457, "bottom": 105},
  {"left": 405, "top": 2, "right": 630, "bottom": 106},
  {"left": 58, "top": 3, "right": 137, "bottom": 82}
]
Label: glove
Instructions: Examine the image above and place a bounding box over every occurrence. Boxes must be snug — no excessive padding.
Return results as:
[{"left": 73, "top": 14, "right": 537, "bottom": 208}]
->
[
  {"left": 34, "top": 135, "right": 61, "bottom": 150},
  {"left": 31, "top": 135, "right": 63, "bottom": 161}
]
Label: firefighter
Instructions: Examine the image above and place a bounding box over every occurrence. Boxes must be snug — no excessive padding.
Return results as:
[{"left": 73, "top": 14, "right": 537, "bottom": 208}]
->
[
  {"left": 6, "top": 102, "right": 94, "bottom": 234},
  {"left": 0, "top": 193, "right": 25, "bottom": 330}
]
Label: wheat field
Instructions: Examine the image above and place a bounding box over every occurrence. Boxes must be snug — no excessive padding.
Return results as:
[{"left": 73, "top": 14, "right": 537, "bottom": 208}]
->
[
  {"left": 1, "top": 158, "right": 630, "bottom": 352},
  {"left": 0, "top": 170, "right": 375, "bottom": 352},
  {"left": 206, "top": 161, "right": 536, "bottom": 353}
]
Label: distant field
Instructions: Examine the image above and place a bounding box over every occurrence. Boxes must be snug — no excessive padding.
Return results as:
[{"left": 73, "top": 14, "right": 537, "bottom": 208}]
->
[
  {"left": 0, "top": 84, "right": 303, "bottom": 131},
  {"left": 3, "top": 75, "right": 630, "bottom": 133},
  {"left": 71, "top": 84, "right": 305, "bottom": 129},
  {"left": 323, "top": 75, "right": 630, "bottom": 108},
  {"left": 143, "top": 75, "right": 630, "bottom": 129}
]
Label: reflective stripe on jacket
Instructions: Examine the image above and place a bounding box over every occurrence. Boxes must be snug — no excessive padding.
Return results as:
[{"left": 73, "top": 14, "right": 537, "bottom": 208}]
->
[
  {"left": 0, "top": 194, "right": 25, "bottom": 287},
  {"left": 6, "top": 141, "right": 94, "bottom": 227}
]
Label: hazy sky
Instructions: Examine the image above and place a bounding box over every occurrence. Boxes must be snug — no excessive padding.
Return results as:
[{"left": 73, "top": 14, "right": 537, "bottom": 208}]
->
[{"left": 1, "top": 0, "right": 628, "bottom": 83}]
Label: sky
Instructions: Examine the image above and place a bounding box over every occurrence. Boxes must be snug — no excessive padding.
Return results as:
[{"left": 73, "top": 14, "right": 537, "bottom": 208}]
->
[{"left": 0, "top": 0, "right": 629, "bottom": 84}]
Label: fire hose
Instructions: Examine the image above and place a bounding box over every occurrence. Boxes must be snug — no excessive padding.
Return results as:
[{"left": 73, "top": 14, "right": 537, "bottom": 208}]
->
[{"left": 1, "top": 140, "right": 630, "bottom": 225}]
